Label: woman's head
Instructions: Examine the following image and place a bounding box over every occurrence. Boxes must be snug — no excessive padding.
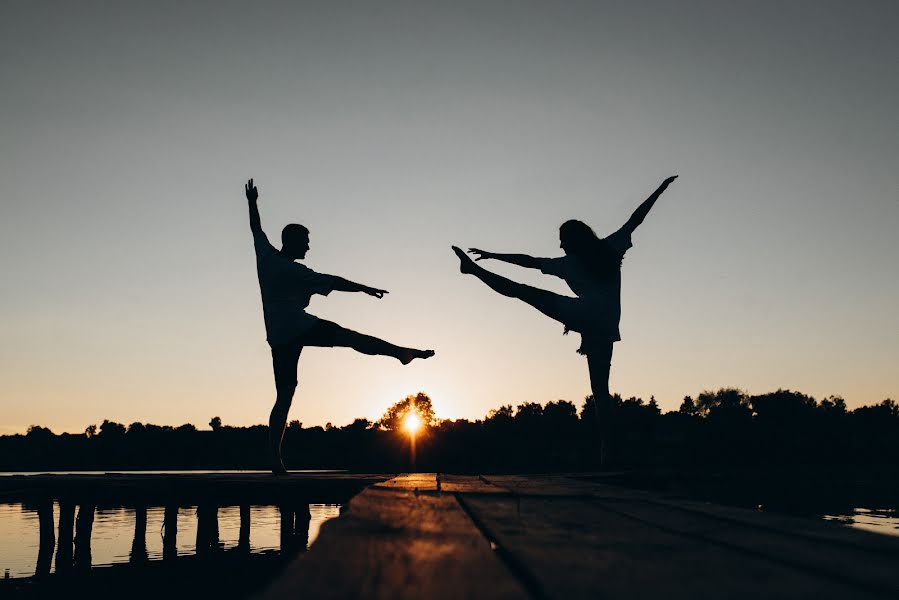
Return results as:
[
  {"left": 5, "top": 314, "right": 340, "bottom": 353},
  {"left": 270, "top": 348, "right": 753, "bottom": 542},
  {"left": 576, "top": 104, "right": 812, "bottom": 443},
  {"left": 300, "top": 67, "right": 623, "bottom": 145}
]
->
[
  {"left": 559, "top": 220, "right": 597, "bottom": 255},
  {"left": 559, "top": 219, "right": 621, "bottom": 279}
]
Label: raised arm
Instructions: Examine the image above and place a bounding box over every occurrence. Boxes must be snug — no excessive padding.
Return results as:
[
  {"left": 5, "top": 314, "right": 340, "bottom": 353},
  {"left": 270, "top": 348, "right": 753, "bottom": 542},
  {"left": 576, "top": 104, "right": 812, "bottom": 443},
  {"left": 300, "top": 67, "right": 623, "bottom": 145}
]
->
[
  {"left": 468, "top": 249, "right": 544, "bottom": 270},
  {"left": 621, "top": 175, "right": 678, "bottom": 235},
  {"left": 245, "top": 178, "right": 263, "bottom": 235}
]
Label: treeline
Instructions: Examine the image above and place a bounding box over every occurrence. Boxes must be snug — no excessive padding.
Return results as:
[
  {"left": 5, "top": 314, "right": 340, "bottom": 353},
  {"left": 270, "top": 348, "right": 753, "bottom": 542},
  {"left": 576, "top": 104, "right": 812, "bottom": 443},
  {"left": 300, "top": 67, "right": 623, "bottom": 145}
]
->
[{"left": 2, "top": 389, "right": 896, "bottom": 472}]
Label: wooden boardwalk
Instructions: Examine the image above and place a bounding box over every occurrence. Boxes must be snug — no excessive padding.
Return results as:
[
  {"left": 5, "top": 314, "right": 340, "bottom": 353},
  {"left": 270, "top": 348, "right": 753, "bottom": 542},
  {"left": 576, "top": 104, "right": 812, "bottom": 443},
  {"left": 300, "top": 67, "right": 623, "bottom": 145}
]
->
[{"left": 262, "top": 473, "right": 899, "bottom": 600}]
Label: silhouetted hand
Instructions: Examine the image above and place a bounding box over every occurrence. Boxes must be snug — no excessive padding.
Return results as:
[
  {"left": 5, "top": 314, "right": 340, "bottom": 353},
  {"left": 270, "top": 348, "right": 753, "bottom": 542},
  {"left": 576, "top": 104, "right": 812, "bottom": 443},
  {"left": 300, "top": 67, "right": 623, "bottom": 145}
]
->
[
  {"left": 245, "top": 178, "right": 259, "bottom": 202},
  {"left": 662, "top": 175, "right": 678, "bottom": 186},
  {"left": 363, "top": 287, "right": 389, "bottom": 299},
  {"left": 468, "top": 248, "right": 495, "bottom": 261}
]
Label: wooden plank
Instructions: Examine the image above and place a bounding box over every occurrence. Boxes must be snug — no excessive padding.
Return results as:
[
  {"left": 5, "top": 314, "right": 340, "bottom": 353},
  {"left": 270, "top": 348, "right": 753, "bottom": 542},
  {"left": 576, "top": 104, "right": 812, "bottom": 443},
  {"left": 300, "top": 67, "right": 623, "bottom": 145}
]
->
[
  {"left": 261, "top": 488, "right": 528, "bottom": 600},
  {"left": 647, "top": 496, "right": 899, "bottom": 555},
  {"left": 482, "top": 474, "right": 649, "bottom": 500},
  {"left": 461, "top": 495, "right": 885, "bottom": 600},
  {"left": 601, "top": 499, "right": 899, "bottom": 596},
  {"left": 373, "top": 473, "right": 439, "bottom": 492},
  {"left": 439, "top": 474, "right": 510, "bottom": 495}
]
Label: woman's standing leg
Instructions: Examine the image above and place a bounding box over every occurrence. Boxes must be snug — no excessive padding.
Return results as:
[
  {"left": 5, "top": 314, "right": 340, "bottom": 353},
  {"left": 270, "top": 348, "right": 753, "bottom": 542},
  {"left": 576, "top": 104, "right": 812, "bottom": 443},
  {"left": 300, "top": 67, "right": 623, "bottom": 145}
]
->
[
  {"left": 586, "top": 342, "right": 614, "bottom": 466},
  {"left": 269, "top": 344, "right": 303, "bottom": 475}
]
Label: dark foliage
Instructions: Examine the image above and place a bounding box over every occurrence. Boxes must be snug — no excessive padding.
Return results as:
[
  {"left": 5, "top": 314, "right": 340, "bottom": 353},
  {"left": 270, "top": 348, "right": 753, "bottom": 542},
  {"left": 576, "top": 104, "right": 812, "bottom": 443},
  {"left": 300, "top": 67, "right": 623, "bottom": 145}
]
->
[{"left": 1, "top": 390, "right": 896, "bottom": 472}]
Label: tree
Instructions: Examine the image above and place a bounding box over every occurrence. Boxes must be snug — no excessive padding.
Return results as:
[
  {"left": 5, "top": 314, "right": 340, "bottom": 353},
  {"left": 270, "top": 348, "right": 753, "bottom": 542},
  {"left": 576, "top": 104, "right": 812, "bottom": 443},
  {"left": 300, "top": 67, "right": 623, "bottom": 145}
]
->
[
  {"left": 84, "top": 424, "right": 98, "bottom": 438},
  {"left": 379, "top": 392, "right": 437, "bottom": 431},
  {"left": 26, "top": 425, "right": 54, "bottom": 438},
  {"left": 694, "top": 388, "right": 751, "bottom": 421},
  {"left": 99, "top": 420, "right": 126, "bottom": 438},
  {"left": 543, "top": 400, "right": 578, "bottom": 433},
  {"left": 127, "top": 422, "right": 147, "bottom": 435},
  {"left": 750, "top": 389, "right": 816, "bottom": 422},
  {"left": 679, "top": 396, "right": 698, "bottom": 416},
  {"left": 820, "top": 396, "right": 847, "bottom": 415},
  {"left": 514, "top": 402, "right": 544, "bottom": 430},
  {"left": 343, "top": 418, "right": 372, "bottom": 432},
  {"left": 210, "top": 416, "right": 223, "bottom": 431}
]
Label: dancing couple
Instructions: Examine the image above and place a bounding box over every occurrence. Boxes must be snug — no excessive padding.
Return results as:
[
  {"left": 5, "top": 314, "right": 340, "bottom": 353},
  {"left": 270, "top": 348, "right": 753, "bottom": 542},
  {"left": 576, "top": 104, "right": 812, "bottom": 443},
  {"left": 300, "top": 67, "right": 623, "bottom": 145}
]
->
[{"left": 246, "top": 176, "right": 677, "bottom": 473}]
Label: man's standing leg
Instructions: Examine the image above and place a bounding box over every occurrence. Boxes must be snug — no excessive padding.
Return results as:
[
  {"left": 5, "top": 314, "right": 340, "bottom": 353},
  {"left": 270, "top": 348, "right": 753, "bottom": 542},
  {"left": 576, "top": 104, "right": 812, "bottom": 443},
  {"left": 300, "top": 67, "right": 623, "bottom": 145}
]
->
[{"left": 270, "top": 343, "right": 303, "bottom": 475}]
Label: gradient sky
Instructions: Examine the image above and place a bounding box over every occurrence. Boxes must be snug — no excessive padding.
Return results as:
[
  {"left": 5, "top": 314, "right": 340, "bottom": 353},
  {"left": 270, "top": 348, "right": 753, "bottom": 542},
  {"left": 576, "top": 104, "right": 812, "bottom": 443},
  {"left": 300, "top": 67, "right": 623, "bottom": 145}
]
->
[{"left": 1, "top": 1, "right": 897, "bottom": 434}]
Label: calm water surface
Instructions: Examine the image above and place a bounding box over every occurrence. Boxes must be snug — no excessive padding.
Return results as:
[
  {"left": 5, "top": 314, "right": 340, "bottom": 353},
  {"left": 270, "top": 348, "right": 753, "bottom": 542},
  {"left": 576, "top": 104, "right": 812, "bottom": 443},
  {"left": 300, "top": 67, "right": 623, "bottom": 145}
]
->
[
  {"left": 0, "top": 502, "right": 340, "bottom": 579},
  {"left": 821, "top": 507, "right": 899, "bottom": 537}
]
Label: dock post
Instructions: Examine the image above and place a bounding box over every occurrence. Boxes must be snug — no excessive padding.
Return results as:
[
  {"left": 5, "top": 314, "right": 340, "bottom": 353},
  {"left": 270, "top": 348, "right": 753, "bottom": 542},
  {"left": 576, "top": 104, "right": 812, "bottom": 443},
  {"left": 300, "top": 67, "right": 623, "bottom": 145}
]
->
[
  {"left": 35, "top": 498, "right": 55, "bottom": 578},
  {"left": 295, "top": 503, "right": 311, "bottom": 551},
  {"left": 74, "top": 503, "right": 95, "bottom": 572},
  {"left": 163, "top": 505, "right": 178, "bottom": 561},
  {"left": 196, "top": 504, "right": 219, "bottom": 555},
  {"left": 279, "top": 505, "right": 295, "bottom": 552},
  {"left": 56, "top": 500, "right": 75, "bottom": 575},
  {"left": 130, "top": 504, "right": 148, "bottom": 564},
  {"left": 238, "top": 504, "right": 251, "bottom": 552}
]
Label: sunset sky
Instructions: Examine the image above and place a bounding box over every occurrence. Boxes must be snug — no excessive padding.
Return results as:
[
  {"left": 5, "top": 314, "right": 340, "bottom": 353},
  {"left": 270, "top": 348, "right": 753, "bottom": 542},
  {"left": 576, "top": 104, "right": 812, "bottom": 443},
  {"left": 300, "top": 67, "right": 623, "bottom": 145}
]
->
[{"left": 1, "top": 1, "right": 897, "bottom": 434}]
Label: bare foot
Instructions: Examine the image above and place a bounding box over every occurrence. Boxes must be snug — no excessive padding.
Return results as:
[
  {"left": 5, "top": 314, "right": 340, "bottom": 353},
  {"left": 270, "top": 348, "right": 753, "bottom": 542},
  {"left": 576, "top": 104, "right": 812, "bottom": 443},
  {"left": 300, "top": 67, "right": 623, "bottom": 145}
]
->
[
  {"left": 399, "top": 348, "right": 435, "bottom": 365},
  {"left": 452, "top": 246, "right": 476, "bottom": 274}
]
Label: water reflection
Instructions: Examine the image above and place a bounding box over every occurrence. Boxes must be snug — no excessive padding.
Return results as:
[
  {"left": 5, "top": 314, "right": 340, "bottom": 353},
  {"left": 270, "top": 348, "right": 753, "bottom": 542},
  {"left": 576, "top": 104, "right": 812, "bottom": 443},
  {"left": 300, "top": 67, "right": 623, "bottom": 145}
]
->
[
  {"left": 0, "top": 501, "right": 340, "bottom": 579},
  {"left": 823, "top": 507, "right": 899, "bottom": 537}
]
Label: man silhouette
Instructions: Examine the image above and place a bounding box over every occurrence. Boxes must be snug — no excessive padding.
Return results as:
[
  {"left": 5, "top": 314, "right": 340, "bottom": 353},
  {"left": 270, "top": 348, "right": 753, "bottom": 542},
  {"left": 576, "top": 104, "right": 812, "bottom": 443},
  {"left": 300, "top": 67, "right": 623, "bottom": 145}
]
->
[{"left": 246, "top": 179, "right": 434, "bottom": 474}]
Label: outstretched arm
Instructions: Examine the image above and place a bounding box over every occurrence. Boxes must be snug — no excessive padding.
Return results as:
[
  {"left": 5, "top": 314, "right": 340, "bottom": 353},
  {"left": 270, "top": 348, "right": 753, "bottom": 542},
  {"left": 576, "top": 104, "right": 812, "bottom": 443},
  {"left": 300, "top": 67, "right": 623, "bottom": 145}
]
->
[
  {"left": 468, "top": 249, "right": 544, "bottom": 270},
  {"left": 328, "top": 276, "right": 389, "bottom": 299},
  {"left": 246, "top": 178, "right": 263, "bottom": 235},
  {"left": 621, "top": 175, "right": 678, "bottom": 235}
]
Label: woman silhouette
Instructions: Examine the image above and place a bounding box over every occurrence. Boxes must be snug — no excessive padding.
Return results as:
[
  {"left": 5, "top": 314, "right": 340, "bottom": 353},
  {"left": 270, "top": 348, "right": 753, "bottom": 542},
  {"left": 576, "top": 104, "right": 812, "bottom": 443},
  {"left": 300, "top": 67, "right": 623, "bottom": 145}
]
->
[{"left": 452, "top": 176, "right": 677, "bottom": 463}]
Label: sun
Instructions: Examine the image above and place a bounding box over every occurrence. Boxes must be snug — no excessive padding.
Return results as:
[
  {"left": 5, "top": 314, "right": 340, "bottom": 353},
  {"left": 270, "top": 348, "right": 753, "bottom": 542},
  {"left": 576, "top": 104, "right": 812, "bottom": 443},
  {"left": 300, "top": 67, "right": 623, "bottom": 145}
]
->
[{"left": 403, "top": 412, "right": 422, "bottom": 436}]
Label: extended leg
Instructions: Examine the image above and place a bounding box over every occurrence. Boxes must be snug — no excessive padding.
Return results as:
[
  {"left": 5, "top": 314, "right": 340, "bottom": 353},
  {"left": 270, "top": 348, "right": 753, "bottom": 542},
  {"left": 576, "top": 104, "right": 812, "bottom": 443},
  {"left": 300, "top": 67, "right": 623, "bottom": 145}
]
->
[
  {"left": 270, "top": 344, "right": 303, "bottom": 475},
  {"left": 586, "top": 342, "right": 614, "bottom": 467},
  {"left": 304, "top": 320, "right": 434, "bottom": 365},
  {"left": 453, "top": 246, "right": 568, "bottom": 324}
]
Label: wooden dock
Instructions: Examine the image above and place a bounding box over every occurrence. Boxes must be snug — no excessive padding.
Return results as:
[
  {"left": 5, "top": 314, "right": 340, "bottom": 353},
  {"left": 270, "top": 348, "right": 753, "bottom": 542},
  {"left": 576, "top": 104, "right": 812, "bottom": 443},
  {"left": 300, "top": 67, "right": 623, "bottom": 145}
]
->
[
  {"left": 262, "top": 473, "right": 899, "bottom": 600},
  {"left": 3, "top": 471, "right": 897, "bottom": 598},
  {"left": 0, "top": 471, "right": 389, "bottom": 505}
]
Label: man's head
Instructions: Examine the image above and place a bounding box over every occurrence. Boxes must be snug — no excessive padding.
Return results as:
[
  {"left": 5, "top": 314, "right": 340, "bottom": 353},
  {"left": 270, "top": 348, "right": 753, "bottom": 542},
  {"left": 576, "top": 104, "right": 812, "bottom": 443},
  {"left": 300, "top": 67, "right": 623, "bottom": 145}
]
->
[{"left": 281, "top": 224, "right": 310, "bottom": 259}]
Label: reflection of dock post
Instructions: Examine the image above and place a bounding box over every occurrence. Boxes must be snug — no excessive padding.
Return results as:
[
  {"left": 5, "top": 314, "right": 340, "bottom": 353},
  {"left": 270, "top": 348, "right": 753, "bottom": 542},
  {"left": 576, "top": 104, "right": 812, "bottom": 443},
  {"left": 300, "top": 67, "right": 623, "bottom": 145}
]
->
[
  {"left": 35, "top": 498, "right": 56, "bottom": 578},
  {"left": 130, "top": 504, "right": 148, "bottom": 564},
  {"left": 56, "top": 500, "right": 76, "bottom": 575},
  {"left": 163, "top": 505, "right": 178, "bottom": 561},
  {"left": 196, "top": 504, "right": 219, "bottom": 555},
  {"left": 295, "top": 503, "right": 311, "bottom": 551},
  {"left": 238, "top": 504, "right": 251, "bottom": 552},
  {"left": 74, "top": 503, "right": 95, "bottom": 572},
  {"left": 279, "top": 505, "right": 294, "bottom": 552}
]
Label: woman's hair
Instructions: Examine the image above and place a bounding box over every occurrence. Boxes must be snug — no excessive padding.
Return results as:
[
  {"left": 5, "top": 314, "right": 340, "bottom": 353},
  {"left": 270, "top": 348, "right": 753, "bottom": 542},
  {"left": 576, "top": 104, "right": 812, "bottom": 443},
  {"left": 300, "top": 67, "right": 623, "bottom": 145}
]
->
[{"left": 559, "top": 219, "right": 622, "bottom": 280}]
